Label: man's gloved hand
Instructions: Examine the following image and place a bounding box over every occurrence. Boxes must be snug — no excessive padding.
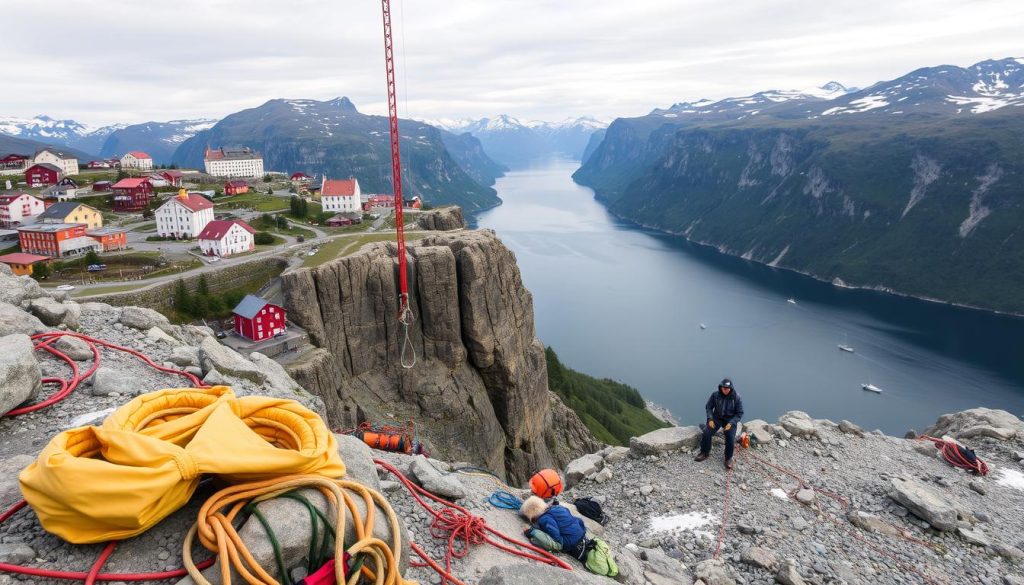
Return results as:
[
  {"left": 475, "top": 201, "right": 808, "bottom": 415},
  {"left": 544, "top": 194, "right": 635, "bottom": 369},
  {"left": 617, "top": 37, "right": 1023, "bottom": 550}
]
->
[
  {"left": 724, "top": 423, "right": 733, "bottom": 431},
  {"left": 707, "top": 420, "right": 716, "bottom": 429},
  {"left": 523, "top": 527, "right": 534, "bottom": 538}
]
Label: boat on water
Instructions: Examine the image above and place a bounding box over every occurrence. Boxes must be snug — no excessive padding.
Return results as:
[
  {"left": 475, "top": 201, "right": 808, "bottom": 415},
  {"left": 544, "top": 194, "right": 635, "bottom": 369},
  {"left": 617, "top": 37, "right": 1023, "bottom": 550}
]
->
[
  {"left": 700, "top": 323, "right": 707, "bottom": 330},
  {"left": 838, "top": 344, "right": 855, "bottom": 353},
  {"left": 861, "top": 383, "right": 883, "bottom": 393},
  {"left": 787, "top": 298, "right": 797, "bottom": 305}
]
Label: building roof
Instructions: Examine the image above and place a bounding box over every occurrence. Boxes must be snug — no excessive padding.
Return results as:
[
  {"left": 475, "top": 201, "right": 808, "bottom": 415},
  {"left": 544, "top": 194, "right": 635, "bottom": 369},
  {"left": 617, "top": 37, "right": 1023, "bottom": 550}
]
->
[
  {"left": 112, "top": 178, "right": 150, "bottom": 189},
  {"left": 232, "top": 294, "right": 277, "bottom": 319},
  {"left": 205, "top": 146, "right": 261, "bottom": 161},
  {"left": 34, "top": 148, "right": 75, "bottom": 160},
  {"left": 0, "top": 252, "right": 50, "bottom": 265},
  {"left": 165, "top": 193, "right": 213, "bottom": 213},
  {"left": 197, "top": 219, "right": 255, "bottom": 241},
  {"left": 27, "top": 163, "right": 62, "bottom": 173},
  {"left": 1, "top": 154, "right": 29, "bottom": 161},
  {"left": 60, "top": 236, "right": 100, "bottom": 250},
  {"left": 0, "top": 193, "right": 33, "bottom": 206},
  {"left": 125, "top": 151, "right": 151, "bottom": 159},
  {"left": 38, "top": 202, "right": 96, "bottom": 221},
  {"left": 85, "top": 227, "right": 126, "bottom": 236},
  {"left": 162, "top": 170, "right": 184, "bottom": 178},
  {"left": 290, "top": 172, "right": 311, "bottom": 179},
  {"left": 226, "top": 180, "right": 249, "bottom": 188},
  {"left": 322, "top": 178, "right": 358, "bottom": 197},
  {"left": 18, "top": 222, "right": 82, "bottom": 233}
]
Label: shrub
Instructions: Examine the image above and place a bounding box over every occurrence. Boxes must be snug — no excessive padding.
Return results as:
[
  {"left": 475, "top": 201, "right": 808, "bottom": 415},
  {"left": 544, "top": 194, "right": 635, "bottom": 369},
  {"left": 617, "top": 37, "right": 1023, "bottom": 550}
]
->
[{"left": 254, "top": 232, "right": 276, "bottom": 245}]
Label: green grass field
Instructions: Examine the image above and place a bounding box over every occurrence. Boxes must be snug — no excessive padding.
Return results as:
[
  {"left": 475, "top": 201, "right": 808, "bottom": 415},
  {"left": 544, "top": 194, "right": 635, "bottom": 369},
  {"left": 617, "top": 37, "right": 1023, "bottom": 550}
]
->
[
  {"left": 214, "top": 193, "right": 290, "bottom": 212},
  {"left": 301, "top": 232, "right": 426, "bottom": 268}
]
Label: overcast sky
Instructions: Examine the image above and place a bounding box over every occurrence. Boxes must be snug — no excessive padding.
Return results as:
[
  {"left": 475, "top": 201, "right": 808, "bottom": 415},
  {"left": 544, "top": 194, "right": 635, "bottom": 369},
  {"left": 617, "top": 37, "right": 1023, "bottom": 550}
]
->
[{"left": 5, "top": 0, "right": 1024, "bottom": 126}]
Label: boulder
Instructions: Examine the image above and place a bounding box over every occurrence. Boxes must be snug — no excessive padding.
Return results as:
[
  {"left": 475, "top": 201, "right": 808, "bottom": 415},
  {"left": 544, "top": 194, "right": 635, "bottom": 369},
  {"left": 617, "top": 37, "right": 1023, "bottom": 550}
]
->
[
  {"left": 168, "top": 346, "right": 199, "bottom": 367},
  {"left": 888, "top": 477, "right": 958, "bottom": 531},
  {"left": 0, "top": 270, "right": 45, "bottom": 306},
  {"left": 957, "top": 526, "right": 990, "bottom": 547},
  {"left": 0, "top": 334, "right": 41, "bottom": 416},
  {"left": 54, "top": 335, "right": 93, "bottom": 361},
  {"left": 119, "top": 306, "right": 170, "bottom": 331},
  {"left": 0, "top": 544, "right": 35, "bottom": 564},
  {"left": 409, "top": 455, "right": 467, "bottom": 499},
  {"left": 613, "top": 546, "right": 645, "bottom": 585},
  {"left": 603, "top": 446, "right": 630, "bottom": 464},
  {"left": 847, "top": 511, "right": 901, "bottom": 537},
  {"left": 743, "top": 419, "right": 773, "bottom": 444},
  {"left": 565, "top": 453, "right": 604, "bottom": 488},
  {"left": 779, "top": 411, "right": 818, "bottom": 438},
  {"left": 0, "top": 302, "right": 46, "bottom": 335},
  {"left": 29, "top": 297, "right": 79, "bottom": 329},
  {"left": 417, "top": 207, "right": 466, "bottom": 231},
  {"left": 594, "top": 468, "right": 613, "bottom": 483},
  {"left": 993, "top": 543, "right": 1024, "bottom": 562},
  {"left": 838, "top": 420, "right": 866, "bottom": 436},
  {"left": 694, "top": 559, "right": 735, "bottom": 585},
  {"left": 0, "top": 455, "right": 35, "bottom": 509},
  {"left": 795, "top": 489, "right": 815, "bottom": 505},
  {"left": 629, "top": 426, "right": 702, "bottom": 457},
  {"left": 776, "top": 561, "right": 807, "bottom": 585},
  {"left": 639, "top": 546, "right": 689, "bottom": 585},
  {"left": 202, "top": 368, "right": 226, "bottom": 386},
  {"left": 334, "top": 433, "right": 381, "bottom": 492},
  {"left": 146, "top": 326, "right": 179, "bottom": 345},
  {"left": 924, "top": 408, "right": 1022, "bottom": 441},
  {"left": 740, "top": 546, "right": 778, "bottom": 571},
  {"left": 479, "top": 563, "right": 605, "bottom": 585},
  {"left": 198, "top": 336, "right": 266, "bottom": 384},
  {"left": 90, "top": 366, "right": 139, "bottom": 396},
  {"left": 249, "top": 352, "right": 301, "bottom": 393}
]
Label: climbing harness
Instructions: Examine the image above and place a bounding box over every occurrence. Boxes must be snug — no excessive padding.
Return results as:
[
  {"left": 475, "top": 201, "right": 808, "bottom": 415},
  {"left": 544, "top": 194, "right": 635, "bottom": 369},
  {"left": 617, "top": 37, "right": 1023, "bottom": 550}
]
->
[
  {"left": 375, "top": 459, "right": 572, "bottom": 585},
  {"left": 917, "top": 435, "right": 989, "bottom": 475},
  {"left": 183, "top": 474, "right": 412, "bottom": 585},
  {"left": 487, "top": 491, "right": 524, "bottom": 510}
]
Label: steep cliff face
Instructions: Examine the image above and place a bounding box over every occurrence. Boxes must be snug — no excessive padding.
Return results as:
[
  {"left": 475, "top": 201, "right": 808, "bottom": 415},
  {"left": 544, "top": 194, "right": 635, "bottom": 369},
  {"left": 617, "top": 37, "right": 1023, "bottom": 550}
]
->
[{"left": 281, "top": 230, "right": 599, "bottom": 482}]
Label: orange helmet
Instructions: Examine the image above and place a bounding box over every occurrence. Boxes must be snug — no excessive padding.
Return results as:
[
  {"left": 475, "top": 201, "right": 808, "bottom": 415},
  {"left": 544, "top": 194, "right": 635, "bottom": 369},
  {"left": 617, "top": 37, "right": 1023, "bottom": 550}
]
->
[{"left": 529, "top": 469, "right": 563, "bottom": 499}]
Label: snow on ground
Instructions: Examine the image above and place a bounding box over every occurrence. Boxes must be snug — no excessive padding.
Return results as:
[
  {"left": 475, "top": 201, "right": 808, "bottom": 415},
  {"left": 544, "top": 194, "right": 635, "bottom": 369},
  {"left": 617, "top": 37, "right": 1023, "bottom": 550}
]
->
[
  {"left": 770, "top": 488, "right": 789, "bottom": 500},
  {"left": 996, "top": 468, "right": 1024, "bottom": 491},
  {"left": 648, "top": 511, "right": 717, "bottom": 535}
]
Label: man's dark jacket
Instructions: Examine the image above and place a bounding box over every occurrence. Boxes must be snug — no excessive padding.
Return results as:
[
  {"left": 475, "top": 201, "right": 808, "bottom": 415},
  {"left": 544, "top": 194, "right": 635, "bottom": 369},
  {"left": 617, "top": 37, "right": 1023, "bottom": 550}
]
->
[{"left": 705, "top": 389, "right": 744, "bottom": 424}]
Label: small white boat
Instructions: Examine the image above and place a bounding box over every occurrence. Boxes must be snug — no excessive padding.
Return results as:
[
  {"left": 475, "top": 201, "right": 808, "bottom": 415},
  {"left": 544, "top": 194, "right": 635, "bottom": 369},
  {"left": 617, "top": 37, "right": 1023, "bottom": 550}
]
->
[
  {"left": 787, "top": 298, "right": 797, "bottom": 305},
  {"left": 861, "top": 383, "right": 883, "bottom": 393},
  {"left": 838, "top": 344, "right": 855, "bottom": 353},
  {"left": 700, "top": 323, "right": 707, "bottom": 330}
]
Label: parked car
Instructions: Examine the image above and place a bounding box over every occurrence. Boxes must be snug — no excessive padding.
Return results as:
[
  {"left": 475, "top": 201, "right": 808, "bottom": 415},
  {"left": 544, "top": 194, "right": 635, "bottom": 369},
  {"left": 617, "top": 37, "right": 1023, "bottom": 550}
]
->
[
  {"left": 296, "top": 235, "right": 305, "bottom": 243},
  {"left": 215, "top": 331, "right": 227, "bottom": 339},
  {"left": 56, "top": 284, "right": 75, "bottom": 291},
  {"left": 207, "top": 257, "right": 221, "bottom": 263},
  {"left": 86, "top": 264, "right": 107, "bottom": 272}
]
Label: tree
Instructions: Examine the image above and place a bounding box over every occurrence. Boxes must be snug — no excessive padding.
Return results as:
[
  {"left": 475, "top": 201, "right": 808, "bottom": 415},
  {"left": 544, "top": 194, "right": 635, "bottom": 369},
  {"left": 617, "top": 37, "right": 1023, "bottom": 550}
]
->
[
  {"left": 32, "top": 263, "right": 50, "bottom": 280},
  {"left": 173, "top": 279, "right": 193, "bottom": 314},
  {"left": 116, "top": 169, "right": 127, "bottom": 181},
  {"left": 197, "top": 274, "right": 210, "bottom": 297},
  {"left": 289, "top": 195, "right": 301, "bottom": 218},
  {"left": 276, "top": 216, "right": 289, "bottom": 229},
  {"left": 299, "top": 198, "right": 309, "bottom": 218},
  {"left": 170, "top": 163, "right": 178, "bottom": 169},
  {"left": 84, "top": 250, "right": 100, "bottom": 265},
  {"left": 267, "top": 186, "right": 274, "bottom": 195},
  {"left": 254, "top": 232, "right": 275, "bottom": 245},
  {"left": 263, "top": 174, "right": 273, "bottom": 183}
]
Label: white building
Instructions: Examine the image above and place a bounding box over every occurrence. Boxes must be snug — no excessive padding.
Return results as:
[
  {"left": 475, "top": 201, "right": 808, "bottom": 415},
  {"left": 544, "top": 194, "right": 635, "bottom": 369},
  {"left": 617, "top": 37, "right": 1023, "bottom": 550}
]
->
[
  {"left": 198, "top": 219, "right": 255, "bottom": 257},
  {"left": 203, "top": 147, "right": 265, "bottom": 178},
  {"left": 0, "top": 193, "right": 45, "bottom": 228},
  {"left": 155, "top": 189, "right": 214, "bottom": 239},
  {"left": 321, "top": 177, "right": 361, "bottom": 213},
  {"left": 33, "top": 148, "right": 79, "bottom": 176},
  {"left": 120, "top": 151, "right": 154, "bottom": 170}
]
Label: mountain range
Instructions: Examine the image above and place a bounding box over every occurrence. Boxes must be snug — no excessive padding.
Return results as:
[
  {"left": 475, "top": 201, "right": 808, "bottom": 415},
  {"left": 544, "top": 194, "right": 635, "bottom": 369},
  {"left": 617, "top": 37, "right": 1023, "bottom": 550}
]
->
[
  {"left": 574, "top": 57, "right": 1024, "bottom": 313},
  {"left": 427, "top": 115, "right": 608, "bottom": 167},
  {"left": 173, "top": 98, "right": 502, "bottom": 211},
  {"left": 98, "top": 119, "right": 218, "bottom": 164}
]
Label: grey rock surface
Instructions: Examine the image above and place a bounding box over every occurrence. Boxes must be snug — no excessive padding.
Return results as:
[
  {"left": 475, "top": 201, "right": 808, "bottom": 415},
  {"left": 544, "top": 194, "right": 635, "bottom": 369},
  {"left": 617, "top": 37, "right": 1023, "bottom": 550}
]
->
[
  {"left": 565, "top": 453, "right": 604, "bottom": 488},
  {"left": 629, "top": 426, "right": 702, "bottom": 456},
  {"left": 888, "top": 477, "right": 959, "bottom": 531},
  {"left": 29, "top": 297, "right": 79, "bottom": 329},
  {"left": 335, "top": 433, "right": 381, "bottom": 492},
  {"left": 118, "top": 306, "right": 170, "bottom": 331},
  {"left": 924, "top": 407, "right": 1022, "bottom": 441},
  {"left": 53, "top": 335, "right": 93, "bottom": 361},
  {"left": 695, "top": 559, "right": 735, "bottom": 585},
  {"left": 0, "top": 334, "right": 41, "bottom": 416},
  {"left": 0, "top": 301, "right": 46, "bottom": 335},
  {"left": 409, "top": 455, "right": 468, "bottom": 499},
  {"left": 417, "top": 207, "right": 466, "bottom": 231},
  {"left": 740, "top": 546, "right": 778, "bottom": 571},
  {"left": 199, "top": 336, "right": 266, "bottom": 384},
  {"left": 90, "top": 366, "right": 139, "bottom": 396}
]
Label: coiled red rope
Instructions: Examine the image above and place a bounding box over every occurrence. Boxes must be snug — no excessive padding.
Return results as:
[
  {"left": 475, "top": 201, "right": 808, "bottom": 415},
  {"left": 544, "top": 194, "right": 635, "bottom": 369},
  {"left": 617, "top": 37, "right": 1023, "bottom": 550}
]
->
[
  {"left": 917, "top": 435, "right": 989, "bottom": 475},
  {"left": 1, "top": 330, "right": 213, "bottom": 582},
  {"left": 374, "top": 459, "right": 571, "bottom": 585}
]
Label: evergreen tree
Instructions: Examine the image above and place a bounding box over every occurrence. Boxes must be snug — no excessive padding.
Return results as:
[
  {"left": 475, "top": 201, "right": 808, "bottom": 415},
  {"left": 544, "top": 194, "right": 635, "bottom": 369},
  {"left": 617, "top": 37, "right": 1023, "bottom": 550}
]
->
[
  {"left": 197, "top": 274, "right": 210, "bottom": 297},
  {"left": 276, "top": 216, "right": 289, "bottom": 229},
  {"left": 85, "top": 250, "right": 100, "bottom": 265},
  {"left": 32, "top": 263, "right": 50, "bottom": 280},
  {"left": 173, "top": 280, "right": 193, "bottom": 315}
]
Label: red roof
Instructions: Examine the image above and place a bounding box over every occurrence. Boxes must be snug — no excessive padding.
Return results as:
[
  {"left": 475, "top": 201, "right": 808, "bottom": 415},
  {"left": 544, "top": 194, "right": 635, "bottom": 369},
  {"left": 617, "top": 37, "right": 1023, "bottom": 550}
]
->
[
  {"left": 226, "top": 180, "right": 248, "bottom": 188},
  {"left": 162, "top": 170, "right": 184, "bottom": 178},
  {"left": 322, "top": 179, "right": 357, "bottom": 197},
  {"left": 197, "top": 219, "right": 255, "bottom": 241},
  {"left": 112, "top": 178, "right": 150, "bottom": 189},
  {"left": 290, "top": 172, "right": 311, "bottom": 180},
  {"left": 171, "top": 193, "right": 214, "bottom": 212},
  {"left": 204, "top": 147, "right": 225, "bottom": 161},
  {"left": 0, "top": 253, "right": 50, "bottom": 265},
  {"left": 0, "top": 193, "right": 30, "bottom": 206},
  {"left": 126, "top": 151, "right": 151, "bottom": 159}
]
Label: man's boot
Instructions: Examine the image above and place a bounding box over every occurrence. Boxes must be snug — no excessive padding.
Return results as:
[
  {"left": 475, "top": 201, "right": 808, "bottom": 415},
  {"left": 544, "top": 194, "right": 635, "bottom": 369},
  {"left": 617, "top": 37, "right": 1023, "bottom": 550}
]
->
[
  {"left": 724, "top": 457, "right": 734, "bottom": 470},
  {"left": 694, "top": 452, "right": 709, "bottom": 462}
]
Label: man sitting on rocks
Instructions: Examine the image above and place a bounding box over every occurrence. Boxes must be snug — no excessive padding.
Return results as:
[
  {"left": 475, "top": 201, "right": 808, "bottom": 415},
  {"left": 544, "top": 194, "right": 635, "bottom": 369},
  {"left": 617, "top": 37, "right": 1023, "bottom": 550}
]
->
[
  {"left": 695, "top": 378, "right": 744, "bottom": 469},
  {"left": 520, "top": 495, "right": 588, "bottom": 559}
]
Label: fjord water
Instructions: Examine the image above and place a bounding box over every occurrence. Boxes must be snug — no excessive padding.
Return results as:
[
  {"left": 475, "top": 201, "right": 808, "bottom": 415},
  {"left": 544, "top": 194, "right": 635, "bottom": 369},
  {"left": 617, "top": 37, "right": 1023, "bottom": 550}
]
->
[{"left": 473, "top": 157, "right": 1024, "bottom": 434}]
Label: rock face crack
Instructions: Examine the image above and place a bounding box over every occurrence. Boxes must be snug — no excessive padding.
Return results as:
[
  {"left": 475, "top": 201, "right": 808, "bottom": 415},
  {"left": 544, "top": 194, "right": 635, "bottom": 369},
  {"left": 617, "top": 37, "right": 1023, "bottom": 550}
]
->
[{"left": 281, "top": 229, "right": 599, "bottom": 482}]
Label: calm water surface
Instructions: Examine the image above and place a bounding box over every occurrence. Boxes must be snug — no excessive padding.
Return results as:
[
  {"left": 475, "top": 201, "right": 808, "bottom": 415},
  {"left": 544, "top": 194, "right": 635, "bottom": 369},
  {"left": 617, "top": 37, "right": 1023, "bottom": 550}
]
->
[{"left": 473, "top": 157, "right": 1024, "bottom": 434}]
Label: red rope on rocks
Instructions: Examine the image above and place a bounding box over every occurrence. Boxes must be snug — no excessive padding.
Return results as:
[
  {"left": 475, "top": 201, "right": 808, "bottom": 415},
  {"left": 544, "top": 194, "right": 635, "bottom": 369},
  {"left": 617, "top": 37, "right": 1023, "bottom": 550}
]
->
[
  {"left": 374, "top": 459, "right": 571, "bottom": 585},
  {"left": 5, "top": 331, "right": 207, "bottom": 418},
  {"left": 1, "top": 332, "right": 214, "bottom": 581},
  {"left": 917, "top": 435, "right": 989, "bottom": 475},
  {"left": 713, "top": 462, "right": 733, "bottom": 559},
  {"left": 739, "top": 450, "right": 948, "bottom": 585}
]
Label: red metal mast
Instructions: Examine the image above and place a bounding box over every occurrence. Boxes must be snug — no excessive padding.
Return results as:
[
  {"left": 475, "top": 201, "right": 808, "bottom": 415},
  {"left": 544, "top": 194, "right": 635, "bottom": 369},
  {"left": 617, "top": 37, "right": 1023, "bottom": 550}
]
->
[{"left": 381, "top": 0, "right": 411, "bottom": 323}]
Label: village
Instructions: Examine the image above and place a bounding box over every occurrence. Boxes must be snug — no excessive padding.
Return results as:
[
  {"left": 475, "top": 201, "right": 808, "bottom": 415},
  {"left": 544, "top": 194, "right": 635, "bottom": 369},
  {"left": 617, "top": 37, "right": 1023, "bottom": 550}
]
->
[{"left": 0, "top": 145, "right": 433, "bottom": 348}]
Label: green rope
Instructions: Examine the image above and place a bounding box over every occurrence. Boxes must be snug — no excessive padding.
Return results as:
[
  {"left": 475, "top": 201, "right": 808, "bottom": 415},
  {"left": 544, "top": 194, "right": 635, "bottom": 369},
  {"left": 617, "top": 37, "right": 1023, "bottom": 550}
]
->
[
  {"left": 243, "top": 490, "right": 341, "bottom": 581},
  {"left": 245, "top": 505, "right": 289, "bottom": 584}
]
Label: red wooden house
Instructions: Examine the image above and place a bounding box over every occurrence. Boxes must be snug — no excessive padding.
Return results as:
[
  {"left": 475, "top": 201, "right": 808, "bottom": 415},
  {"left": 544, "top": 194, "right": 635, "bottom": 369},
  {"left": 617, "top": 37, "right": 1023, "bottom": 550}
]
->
[
  {"left": 25, "top": 163, "right": 62, "bottom": 187},
  {"left": 231, "top": 294, "right": 286, "bottom": 342},
  {"left": 224, "top": 180, "right": 249, "bottom": 196},
  {"left": 0, "top": 154, "right": 29, "bottom": 171},
  {"left": 111, "top": 178, "right": 153, "bottom": 211}
]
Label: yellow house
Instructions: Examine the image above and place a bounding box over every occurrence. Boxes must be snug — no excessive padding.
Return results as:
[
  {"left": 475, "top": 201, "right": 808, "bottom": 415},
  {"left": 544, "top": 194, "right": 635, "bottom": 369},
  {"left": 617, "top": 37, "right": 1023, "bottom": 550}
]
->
[
  {"left": 36, "top": 202, "right": 103, "bottom": 229},
  {"left": 0, "top": 252, "right": 50, "bottom": 276}
]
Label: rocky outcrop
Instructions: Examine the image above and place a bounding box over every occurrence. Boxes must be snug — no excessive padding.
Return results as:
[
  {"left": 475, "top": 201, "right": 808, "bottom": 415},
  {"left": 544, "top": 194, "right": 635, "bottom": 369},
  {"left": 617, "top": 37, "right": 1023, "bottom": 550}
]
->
[
  {"left": 416, "top": 206, "right": 466, "bottom": 231},
  {"left": 924, "top": 407, "right": 1023, "bottom": 441},
  {"left": 0, "top": 334, "right": 41, "bottom": 416},
  {"left": 282, "top": 230, "right": 598, "bottom": 482}
]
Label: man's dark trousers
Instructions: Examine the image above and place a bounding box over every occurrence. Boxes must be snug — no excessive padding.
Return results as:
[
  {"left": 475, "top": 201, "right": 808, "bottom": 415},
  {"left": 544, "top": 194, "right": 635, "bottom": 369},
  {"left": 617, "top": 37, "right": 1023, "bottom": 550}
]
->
[{"left": 700, "top": 418, "right": 736, "bottom": 460}]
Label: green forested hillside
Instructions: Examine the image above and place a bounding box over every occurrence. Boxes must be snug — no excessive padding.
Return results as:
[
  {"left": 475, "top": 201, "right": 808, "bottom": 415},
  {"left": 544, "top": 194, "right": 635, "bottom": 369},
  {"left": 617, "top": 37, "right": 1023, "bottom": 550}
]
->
[{"left": 545, "top": 347, "right": 668, "bottom": 445}]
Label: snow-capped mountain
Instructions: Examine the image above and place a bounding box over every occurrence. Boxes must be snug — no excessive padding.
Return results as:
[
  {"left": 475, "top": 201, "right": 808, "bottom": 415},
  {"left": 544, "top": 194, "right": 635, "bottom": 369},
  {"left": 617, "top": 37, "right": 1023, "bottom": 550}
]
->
[
  {"left": 651, "top": 82, "right": 857, "bottom": 119},
  {"left": 99, "top": 119, "right": 218, "bottom": 164},
  {"left": 422, "top": 115, "right": 609, "bottom": 166},
  {"left": 0, "top": 115, "right": 125, "bottom": 154}
]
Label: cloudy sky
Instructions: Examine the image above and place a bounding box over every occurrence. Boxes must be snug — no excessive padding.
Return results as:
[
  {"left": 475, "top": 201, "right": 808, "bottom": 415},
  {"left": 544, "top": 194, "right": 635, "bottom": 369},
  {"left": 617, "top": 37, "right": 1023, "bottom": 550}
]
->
[{"left": 5, "top": 0, "right": 1024, "bottom": 126}]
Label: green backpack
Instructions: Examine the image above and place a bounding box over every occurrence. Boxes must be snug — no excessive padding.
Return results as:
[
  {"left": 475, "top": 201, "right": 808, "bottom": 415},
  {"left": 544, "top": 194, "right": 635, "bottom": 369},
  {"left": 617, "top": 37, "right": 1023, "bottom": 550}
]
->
[{"left": 584, "top": 537, "right": 619, "bottom": 577}]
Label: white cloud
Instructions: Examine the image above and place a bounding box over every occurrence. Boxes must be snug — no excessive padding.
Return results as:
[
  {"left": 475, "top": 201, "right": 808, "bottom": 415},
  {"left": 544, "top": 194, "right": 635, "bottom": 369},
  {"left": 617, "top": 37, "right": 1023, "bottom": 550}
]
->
[{"left": 2, "top": 0, "right": 1023, "bottom": 125}]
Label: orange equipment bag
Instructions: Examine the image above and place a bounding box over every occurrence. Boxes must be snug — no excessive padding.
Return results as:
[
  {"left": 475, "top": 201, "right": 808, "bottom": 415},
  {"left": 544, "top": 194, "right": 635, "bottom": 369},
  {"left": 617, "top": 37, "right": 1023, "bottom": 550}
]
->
[{"left": 355, "top": 429, "right": 412, "bottom": 454}]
